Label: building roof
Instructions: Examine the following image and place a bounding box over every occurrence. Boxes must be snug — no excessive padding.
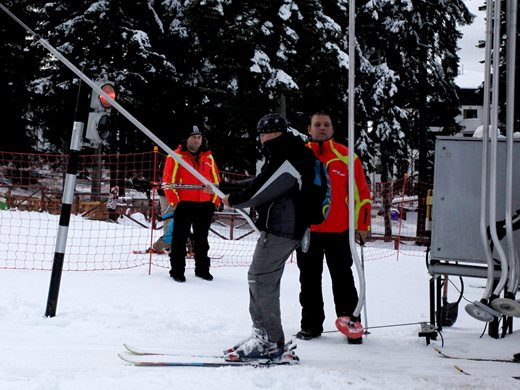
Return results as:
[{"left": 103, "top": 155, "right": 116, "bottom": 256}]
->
[{"left": 455, "top": 69, "right": 484, "bottom": 89}]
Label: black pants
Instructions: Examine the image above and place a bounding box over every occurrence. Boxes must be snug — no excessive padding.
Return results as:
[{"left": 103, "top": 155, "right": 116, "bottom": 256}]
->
[
  {"left": 169, "top": 201, "right": 214, "bottom": 276},
  {"left": 296, "top": 230, "right": 359, "bottom": 333}
]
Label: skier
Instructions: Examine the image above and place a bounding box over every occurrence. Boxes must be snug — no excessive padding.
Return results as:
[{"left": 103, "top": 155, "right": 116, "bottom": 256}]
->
[
  {"left": 145, "top": 210, "right": 195, "bottom": 258},
  {"left": 149, "top": 158, "right": 173, "bottom": 253},
  {"left": 222, "top": 113, "right": 315, "bottom": 362}
]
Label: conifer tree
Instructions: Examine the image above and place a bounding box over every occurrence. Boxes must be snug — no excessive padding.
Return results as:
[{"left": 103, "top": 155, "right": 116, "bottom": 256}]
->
[
  {"left": 1, "top": 0, "right": 476, "bottom": 186},
  {"left": 25, "top": 1, "right": 181, "bottom": 154},
  {"left": 0, "top": 0, "right": 48, "bottom": 152}
]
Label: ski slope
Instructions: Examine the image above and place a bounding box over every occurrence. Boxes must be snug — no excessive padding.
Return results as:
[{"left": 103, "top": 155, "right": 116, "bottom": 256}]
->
[{"left": 1, "top": 244, "right": 518, "bottom": 389}]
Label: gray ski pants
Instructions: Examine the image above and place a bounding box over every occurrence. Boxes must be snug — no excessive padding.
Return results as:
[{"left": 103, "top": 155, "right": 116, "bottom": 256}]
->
[{"left": 248, "top": 231, "right": 299, "bottom": 346}]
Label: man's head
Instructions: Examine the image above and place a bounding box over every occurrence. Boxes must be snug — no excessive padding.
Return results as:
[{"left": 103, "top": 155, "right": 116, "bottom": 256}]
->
[
  {"left": 308, "top": 112, "right": 333, "bottom": 142},
  {"left": 256, "top": 113, "right": 287, "bottom": 144},
  {"left": 186, "top": 125, "right": 203, "bottom": 153}
]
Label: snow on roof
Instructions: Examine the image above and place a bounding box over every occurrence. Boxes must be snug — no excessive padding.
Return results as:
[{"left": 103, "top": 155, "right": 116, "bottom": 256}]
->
[{"left": 455, "top": 69, "right": 484, "bottom": 89}]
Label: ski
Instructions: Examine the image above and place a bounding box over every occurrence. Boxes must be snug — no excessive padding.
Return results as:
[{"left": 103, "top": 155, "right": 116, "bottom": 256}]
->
[
  {"left": 434, "top": 347, "right": 520, "bottom": 364},
  {"left": 453, "top": 365, "right": 471, "bottom": 376},
  {"left": 123, "top": 343, "right": 222, "bottom": 359},
  {"left": 452, "top": 365, "right": 520, "bottom": 380},
  {"left": 118, "top": 353, "right": 295, "bottom": 368},
  {"left": 131, "top": 250, "right": 223, "bottom": 259},
  {"left": 132, "top": 249, "right": 168, "bottom": 255}
]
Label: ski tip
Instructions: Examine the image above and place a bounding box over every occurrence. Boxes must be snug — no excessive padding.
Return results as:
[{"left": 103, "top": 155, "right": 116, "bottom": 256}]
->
[
  {"left": 118, "top": 352, "right": 134, "bottom": 364},
  {"left": 122, "top": 343, "right": 135, "bottom": 354},
  {"left": 453, "top": 365, "right": 470, "bottom": 376}
]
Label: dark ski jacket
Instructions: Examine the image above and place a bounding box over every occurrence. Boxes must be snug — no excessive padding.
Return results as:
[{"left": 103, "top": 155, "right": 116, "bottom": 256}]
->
[{"left": 228, "top": 132, "right": 315, "bottom": 240}]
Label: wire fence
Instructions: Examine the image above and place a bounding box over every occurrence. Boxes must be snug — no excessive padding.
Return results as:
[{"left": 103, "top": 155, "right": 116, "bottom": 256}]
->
[{"left": 0, "top": 150, "right": 430, "bottom": 271}]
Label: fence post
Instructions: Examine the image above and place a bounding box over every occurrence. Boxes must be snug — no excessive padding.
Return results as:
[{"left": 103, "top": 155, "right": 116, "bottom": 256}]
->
[
  {"left": 148, "top": 146, "right": 160, "bottom": 275},
  {"left": 395, "top": 173, "right": 408, "bottom": 256}
]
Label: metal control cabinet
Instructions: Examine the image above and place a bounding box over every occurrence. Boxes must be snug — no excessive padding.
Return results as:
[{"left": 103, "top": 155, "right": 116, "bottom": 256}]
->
[{"left": 431, "top": 136, "right": 520, "bottom": 264}]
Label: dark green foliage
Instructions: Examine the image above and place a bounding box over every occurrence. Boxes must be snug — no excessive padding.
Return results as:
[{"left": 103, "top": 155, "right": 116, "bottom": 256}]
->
[
  {"left": 0, "top": 0, "right": 474, "bottom": 177},
  {"left": 0, "top": 0, "right": 42, "bottom": 152}
]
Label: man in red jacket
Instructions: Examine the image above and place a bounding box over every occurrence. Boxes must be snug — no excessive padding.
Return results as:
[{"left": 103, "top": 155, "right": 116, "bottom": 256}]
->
[
  {"left": 296, "top": 112, "right": 371, "bottom": 343},
  {"left": 163, "top": 126, "right": 220, "bottom": 282}
]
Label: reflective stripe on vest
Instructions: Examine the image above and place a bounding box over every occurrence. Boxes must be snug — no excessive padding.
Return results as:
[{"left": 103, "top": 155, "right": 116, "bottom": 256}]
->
[
  {"left": 207, "top": 154, "right": 220, "bottom": 204},
  {"left": 327, "top": 140, "right": 370, "bottom": 230}
]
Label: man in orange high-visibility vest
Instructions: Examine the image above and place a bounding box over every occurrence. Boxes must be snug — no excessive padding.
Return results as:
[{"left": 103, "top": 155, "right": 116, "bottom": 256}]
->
[
  {"left": 163, "top": 126, "right": 220, "bottom": 282},
  {"left": 296, "top": 112, "right": 371, "bottom": 344}
]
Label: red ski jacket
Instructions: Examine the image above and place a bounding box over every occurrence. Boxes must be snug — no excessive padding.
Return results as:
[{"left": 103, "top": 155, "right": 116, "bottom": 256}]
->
[
  {"left": 307, "top": 139, "right": 371, "bottom": 233},
  {"left": 163, "top": 145, "right": 221, "bottom": 207}
]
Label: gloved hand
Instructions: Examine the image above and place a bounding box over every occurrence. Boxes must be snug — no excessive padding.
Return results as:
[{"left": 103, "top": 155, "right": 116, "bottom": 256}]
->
[
  {"left": 356, "top": 230, "right": 368, "bottom": 246},
  {"left": 203, "top": 184, "right": 215, "bottom": 194}
]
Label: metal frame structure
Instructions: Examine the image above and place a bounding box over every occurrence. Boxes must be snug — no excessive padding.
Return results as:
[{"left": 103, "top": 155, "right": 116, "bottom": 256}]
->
[{"left": 428, "top": 0, "right": 519, "bottom": 338}]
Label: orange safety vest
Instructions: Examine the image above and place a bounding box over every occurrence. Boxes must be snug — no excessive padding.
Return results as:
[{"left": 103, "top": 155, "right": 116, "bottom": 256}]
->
[
  {"left": 307, "top": 139, "right": 371, "bottom": 233},
  {"left": 163, "top": 145, "right": 221, "bottom": 207}
]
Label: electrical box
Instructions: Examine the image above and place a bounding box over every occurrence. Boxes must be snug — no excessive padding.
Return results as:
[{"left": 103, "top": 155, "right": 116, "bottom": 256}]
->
[{"left": 431, "top": 136, "right": 520, "bottom": 264}]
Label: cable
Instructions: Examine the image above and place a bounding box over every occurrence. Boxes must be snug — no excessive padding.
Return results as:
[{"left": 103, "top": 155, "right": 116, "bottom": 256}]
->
[
  {"left": 321, "top": 321, "right": 426, "bottom": 333},
  {"left": 479, "top": 322, "right": 488, "bottom": 339},
  {"left": 446, "top": 275, "right": 473, "bottom": 304},
  {"left": 437, "top": 329, "right": 445, "bottom": 348}
]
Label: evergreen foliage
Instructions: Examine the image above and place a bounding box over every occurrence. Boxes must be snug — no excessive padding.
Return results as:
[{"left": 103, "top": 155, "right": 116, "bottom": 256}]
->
[
  {"left": 0, "top": 0, "right": 41, "bottom": 152},
  {"left": 0, "top": 0, "right": 475, "bottom": 177}
]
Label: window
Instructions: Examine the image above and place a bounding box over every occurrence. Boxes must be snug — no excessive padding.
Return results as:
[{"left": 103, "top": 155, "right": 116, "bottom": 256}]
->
[{"left": 463, "top": 109, "right": 478, "bottom": 119}]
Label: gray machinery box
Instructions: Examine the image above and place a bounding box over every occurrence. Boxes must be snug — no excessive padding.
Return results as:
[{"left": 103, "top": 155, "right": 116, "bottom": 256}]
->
[{"left": 431, "top": 136, "right": 520, "bottom": 264}]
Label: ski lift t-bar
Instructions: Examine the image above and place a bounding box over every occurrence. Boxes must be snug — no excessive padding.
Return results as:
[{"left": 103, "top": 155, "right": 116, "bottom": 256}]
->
[
  {"left": 347, "top": 0, "right": 366, "bottom": 319},
  {"left": 0, "top": 3, "right": 258, "bottom": 233}
]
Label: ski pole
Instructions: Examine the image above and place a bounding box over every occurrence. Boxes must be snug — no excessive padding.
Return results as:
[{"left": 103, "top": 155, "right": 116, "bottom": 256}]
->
[{"left": 150, "top": 182, "right": 207, "bottom": 190}]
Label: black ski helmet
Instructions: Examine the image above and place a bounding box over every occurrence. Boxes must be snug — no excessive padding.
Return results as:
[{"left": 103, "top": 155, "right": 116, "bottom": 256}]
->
[{"left": 256, "top": 113, "right": 287, "bottom": 134}]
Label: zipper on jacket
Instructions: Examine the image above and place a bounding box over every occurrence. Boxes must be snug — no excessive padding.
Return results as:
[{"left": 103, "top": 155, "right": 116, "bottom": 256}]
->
[{"left": 265, "top": 202, "right": 274, "bottom": 232}]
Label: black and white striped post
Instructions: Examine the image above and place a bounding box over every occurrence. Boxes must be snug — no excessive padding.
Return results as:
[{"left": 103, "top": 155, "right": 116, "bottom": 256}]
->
[
  {"left": 0, "top": 3, "right": 85, "bottom": 317},
  {"left": 45, "top": 94, "right": 86, "bottom": 318}
]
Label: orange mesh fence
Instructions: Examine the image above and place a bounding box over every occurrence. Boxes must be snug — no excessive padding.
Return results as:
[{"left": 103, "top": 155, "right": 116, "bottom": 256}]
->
[
  {"left": 0, "top": 151, "right": 431, "bottom": 271},
  {"left": 0, "top": 150, "right": 259, "bottom": 271},
  {"left": 365, "top": 175, "right": 432, "bottom": 261}
]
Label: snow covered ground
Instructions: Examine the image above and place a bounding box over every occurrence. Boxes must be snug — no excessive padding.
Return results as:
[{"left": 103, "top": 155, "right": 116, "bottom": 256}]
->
[{"left": 1, "top": 244, "right": 518, "bottom": 389}]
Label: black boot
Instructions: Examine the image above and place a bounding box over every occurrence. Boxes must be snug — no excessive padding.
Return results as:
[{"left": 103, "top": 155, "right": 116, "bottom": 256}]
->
[
  {"left": 170, "top": 269, "right": 186, "bottom": 283},
  {"left": 195, "top": 269, "right": 213, "bottom": 281},
  {"left": 295, "top": 329, "right": 322, "bottom": 340}
]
